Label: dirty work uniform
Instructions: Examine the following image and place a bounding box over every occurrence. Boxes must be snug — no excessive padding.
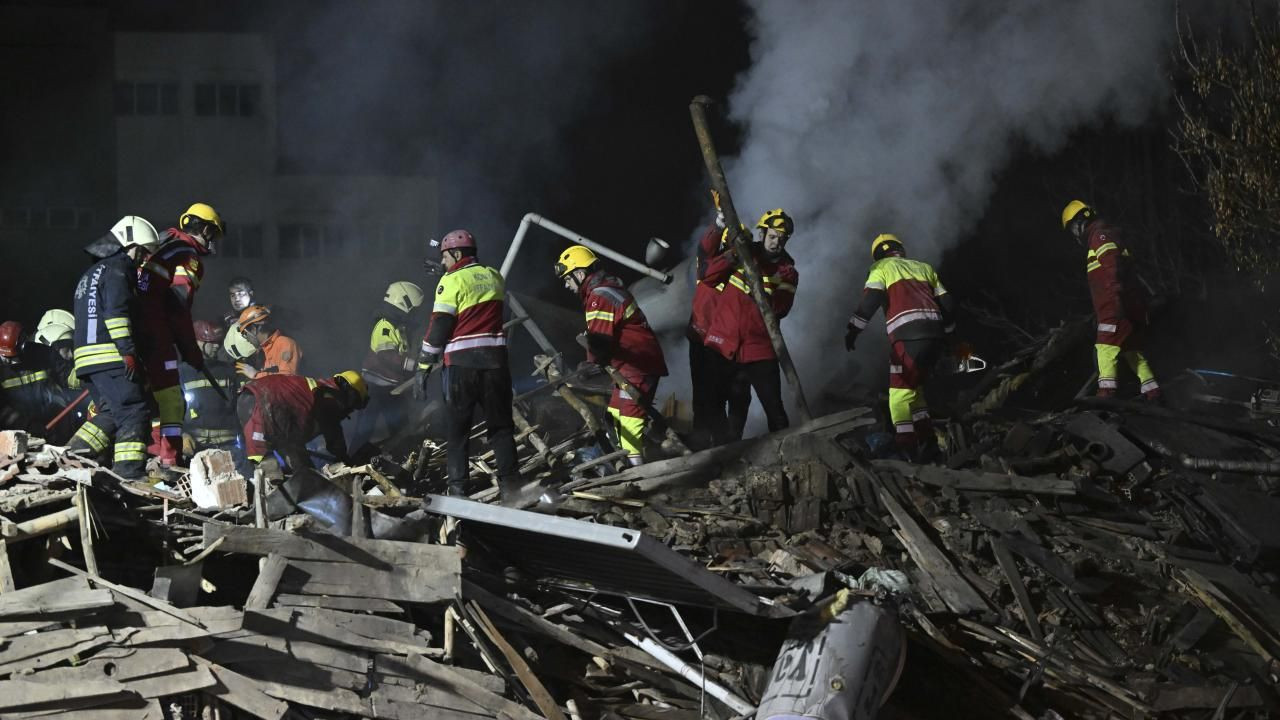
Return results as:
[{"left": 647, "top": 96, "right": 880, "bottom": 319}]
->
[
  {"left": 702, "top": 242, "right": 798, "bottom": 438},
  {"left": 356, "top": 308, "right": 416, "bottom": 446},
  {"left": 849, "top": 253, "right": 954, "bottom": 451},
  {"left": 255, "top": 330, "right": 301, "bottom": 376},
  {"left": 686, "top": 223, "right": 729, "bottom": 447},
  {"left": 0, "top": 344, "right": 65, "bottom": 437},
  {"left": 69, "top": 238, "right": 150, "bottom": 478},
  {"left": 238, "top": 374, "right": 351, "bottom": 470},
  {"left": 137, "top": 229, "right": 208, "bottom": 465},
  {"left": 579, "top": 270, "right": 668, "bottom": 464},
  {"left": 1084, "top": 219, "right": 1159, "bottom": 398},
  {"left": 179, "top": 356, "right": 239, "bottom": 452},
  {"left": 420, "top": 256, "right": 518, "bottom": 493}
]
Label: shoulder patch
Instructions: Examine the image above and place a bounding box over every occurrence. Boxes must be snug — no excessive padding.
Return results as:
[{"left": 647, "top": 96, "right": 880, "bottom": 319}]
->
[{"left": 437, "top": 285, "right": 445, "bottom": 295}]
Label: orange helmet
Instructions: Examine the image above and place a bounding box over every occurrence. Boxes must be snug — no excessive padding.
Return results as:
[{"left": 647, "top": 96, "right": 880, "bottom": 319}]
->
[{"left": 237, "top": 304, "right": 271, "bottom": 331}]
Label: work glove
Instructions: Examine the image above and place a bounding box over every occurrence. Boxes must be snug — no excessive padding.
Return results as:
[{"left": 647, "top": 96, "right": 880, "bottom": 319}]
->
[
  {"left": 402, "top": 356, "right": 417, "bottom": 373},
  {"left": 122, "top": 353, "right": 140, "bottom": 381},
  {"left": 844, "top": 327, "right": 859, "bottom": 352},
  {"left": 412, "top": 367, "right": 433, "bottom": 401},
  {"left": 576, "top": 359, "right": 602, "bottom": 378},
  {"left": 235, "top": 362, "right": 259, "bottom": 380}
]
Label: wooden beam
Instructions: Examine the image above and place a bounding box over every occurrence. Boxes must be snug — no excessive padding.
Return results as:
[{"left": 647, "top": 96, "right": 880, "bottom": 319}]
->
[
  {"left": 875, "top": 484, "right": 989, "bottom": 615},
  {"left": 991, "top": 537, "right": 1043, "bottom": 643},
  {"left": 244, "top": 553, "right": 287, "bottom": 610},
  {"left": 47, "top": 557, "right": 205, "bottom": 629},
  {"left": 0, "top": 576, "right": 112, "bottom": 619},
  {"left": 468, "top": 600, "right": 568, "bottom": 720}
]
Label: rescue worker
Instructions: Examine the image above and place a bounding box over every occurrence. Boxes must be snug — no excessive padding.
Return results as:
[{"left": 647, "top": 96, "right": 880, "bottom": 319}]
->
[
  {"left": 238, "top": 370, "right": 368, "bottom": 471},
  {"left": 33, "top": 309, "right": 78, "bottom": 391},
  {"left": 555, "top": 245, "right": 668, "bottom": 466},
  {"left": 1061, "top": 201, "right": 1161, "bottom": 401},
  {"left": 235, "top": 305, "right": 301, "bottom": 378},
  {"left": 137, "top": 202, "right": 223, "bottom": 467},
  {"left": 702, "top": 209, "right": 798, "bottom": 438},
  {"left": 413, "top": 229, "right": 519, "bottom": 497},
  {"left": 224, "top": 276, "right": 256, "bottom": 327},
  {"left": 845, "top": 233, "right": 955, "bottom": 457},
  {"left": 179, "top": 320, "right": 239, "bottom": 455},
  {"left": 687, "top": 192, "right": 730, "bottom": 447},
  {"left": 356, "top": 281, "right": 424, "bottom": 446},
  {"left": 68, "top": 216, "right": 160, "bottom": 479},
  {"left": 0, "top": 321, "right": 68, "bottom": 437}
]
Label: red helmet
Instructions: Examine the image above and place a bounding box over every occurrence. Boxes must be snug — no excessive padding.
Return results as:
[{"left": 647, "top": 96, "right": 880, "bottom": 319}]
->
[
  {"left": 0, "top": 321, "right": 22, "bottom": 358},
  {"left": 440, "top": 229, "right": 476, "bottom": 252},
  {"left": 193, "top": 320, "right": 226, "bottom": 343}
]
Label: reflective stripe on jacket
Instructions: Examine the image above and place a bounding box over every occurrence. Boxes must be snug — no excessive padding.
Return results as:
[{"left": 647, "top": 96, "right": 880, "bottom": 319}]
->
[
  {"left": 421, "top": 257, "right": 508, "bottom": 368},
  {"left": 851, "top": 254, "right": 952, "bottom": 342},
  {"left": 1084, "top": 219, "right": 1147, "bottom": 345},
  {"left": 702, "top": 244, "right": 798, "bottom": 364},
  {"left": 579, "top": 270, "right": 667, "bottom": 377},
  {"left": 73, "top": 250, "right": 138, "bottom": 377}
]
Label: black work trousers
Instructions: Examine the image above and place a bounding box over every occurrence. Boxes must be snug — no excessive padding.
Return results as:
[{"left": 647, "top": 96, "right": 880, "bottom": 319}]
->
[
  {"left": 686, "top": 329, "right": 721, "bottom": 449},
  {"left": 707, "top": 352, "right": 788, "bottom": 441},
  {"left": 69, "top": 367, "right": 150, "bottom": 479},
  {"left": 443, "top": 364, "right": 519, "bottom": 493}
]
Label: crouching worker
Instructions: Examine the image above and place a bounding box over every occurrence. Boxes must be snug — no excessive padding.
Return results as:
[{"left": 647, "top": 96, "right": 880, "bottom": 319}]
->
[{"left": 238, "top": 370, "right": 368, "bottom": 471}]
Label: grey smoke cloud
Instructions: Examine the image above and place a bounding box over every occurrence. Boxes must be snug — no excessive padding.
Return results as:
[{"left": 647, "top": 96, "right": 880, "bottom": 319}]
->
[{"left": 717, "top": 0, "right": 1180, "bottom": 404}]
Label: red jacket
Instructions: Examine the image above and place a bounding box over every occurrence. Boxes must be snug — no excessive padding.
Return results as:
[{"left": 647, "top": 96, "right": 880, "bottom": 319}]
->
[
  {"left": 421, "top": 257, "right": 507, "bottom": 368},
  {"left": 137, "top": 230, "right": 208, "bottom": 367},
  {"left": 702, "top": 244, "right": 798, "bottom": 364},
  {"left": 240, "top": 374, "right": 348, "bottom": 462},
  {"left": 1085, "top": 219, "right": 1147, "bottom": 346},
  {"left": 580, "top": 270, "right": 667, "bottom": 378},
  {"left": 687, "top": 223, "right": 727, "bottom": 340}
]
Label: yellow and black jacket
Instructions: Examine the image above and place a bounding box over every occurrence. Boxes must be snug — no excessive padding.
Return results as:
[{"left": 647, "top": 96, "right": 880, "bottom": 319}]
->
[{"left": 72, "top": 238, "right": 139, "bottom": 378}]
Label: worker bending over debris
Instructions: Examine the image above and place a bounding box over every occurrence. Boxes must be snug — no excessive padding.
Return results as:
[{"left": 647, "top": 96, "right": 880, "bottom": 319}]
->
[
  {"left": 703, "top": 209, "right": 799, "bottom": 439},
  {"left": 235, "top": 304, "right": 301, "bottom": 379},
  {"left": 0, "top": 320, "right": 72, "bottom": 438},
  {"left": 180, "top": 320, "right": 240, "bottom": 456},
  {"left": 1061, "top": 200, "right": 1162, "bottom": 401},
  {"left": 846, "top": 233, "right": 955, "bottom": 459},
  {"left": 356, "top": 281, "right": 424, "bottom": 446},
  {"left": 238, "top": 370, "right": 368, "bottom": 470},
  {"left": 415, "top": 230, "right": 520, "bottom": 498},
  {"left": 68, "top": 216, "right": 160, "bottom": 480},
  {"left": 556, "top": 245, "right": 668, "bottom": 466},
  {"left": 137, "top": 202, "right": 223, "bottom": 467}
]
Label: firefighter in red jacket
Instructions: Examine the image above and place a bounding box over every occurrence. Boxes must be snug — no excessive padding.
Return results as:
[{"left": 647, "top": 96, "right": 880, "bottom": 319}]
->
[
  {"left": 702, "top": 209, "right": 798, "bottom": 439},
  {"left": 1061, "top": 201, "right": 1160, "bottom": 400},
  {"left": 845, "top": 233, "right": 955, "bottom": 456},
  {"left": 556, "top": 245, "right": 668, "bottom": 466},
  {"left": 413, "top": 230, "right": 520, "bottom": 497},
  {"left": 686, "top": 193, "right": 732, "bottom": 447},
  {"left": 137, "top": 202, "right": 223, "bottom": 467},
  {"left": 238, "top": 370, "right": 368, "bottom": 470}
]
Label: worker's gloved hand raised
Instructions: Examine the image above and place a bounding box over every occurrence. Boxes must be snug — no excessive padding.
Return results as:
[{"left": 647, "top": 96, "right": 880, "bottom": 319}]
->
[
  {"left": 576, "top": 359, "right": 603, "bottom": 378},
  {"left": 843, "top": 327, "right": 858, "bottom": 352},
  {"left": 235, "top": 362, "right": 259, "bottom": 380},
  {"left": 412, "top": 366, "right": 433, "bottom": 401},
  {"left": 122, "top": 354, "right": 140, "bottom": 381}
]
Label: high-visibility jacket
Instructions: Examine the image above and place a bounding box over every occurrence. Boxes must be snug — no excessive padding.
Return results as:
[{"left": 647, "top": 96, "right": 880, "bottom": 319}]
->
[
  {"left": 702, "top": 245, "right": 798, "bottom": 364},
  {"left": 72, "top": 238, "right": 139, "bottom": 378},
  {"left": 579, "top": 270, "right": 667, "bottom": 377},
  {"left": 850, "top": 253, "right": 954, "bottom": 342},
  {"left": 687, "top": 223, "right": 728, "bottom": 340},
  {"left": 180, "top": 358, "right": 238, "bottom": 435},
  {"left": 256, "top": 330, "right": 301, "bottom": 376},
  {"left": 421, "top": 257, "right": 507, "bottom": 368},
  {"left": 240, "top": 374, "right": 348, "bottom": 463},
  {"left": 363, "top": 310, "right": 414, "bottom": 387},
  {"left": 137, "top": 230, "right": 208, "bottom": 369},
  {"left": 0, "top": 343, "right": 63, "bottom": 430},
  {"left": 1084, "top": 219, "right": 1147, "bottom": 346}
]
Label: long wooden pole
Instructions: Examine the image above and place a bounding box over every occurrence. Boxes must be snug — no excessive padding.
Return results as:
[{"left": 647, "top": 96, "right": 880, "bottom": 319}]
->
[{"left": 688, "top": 96, "right": 811, "bottom": 421}]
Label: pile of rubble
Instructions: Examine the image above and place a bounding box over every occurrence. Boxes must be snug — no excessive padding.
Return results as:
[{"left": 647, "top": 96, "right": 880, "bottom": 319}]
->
[{"left": 2, "top": 334, "right": 1280, "bottom": 718}]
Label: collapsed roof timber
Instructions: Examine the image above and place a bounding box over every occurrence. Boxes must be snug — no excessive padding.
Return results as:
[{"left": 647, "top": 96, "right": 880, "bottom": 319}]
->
[{"left": 1, "top": 313, "right": 1279, "bottom": 720}]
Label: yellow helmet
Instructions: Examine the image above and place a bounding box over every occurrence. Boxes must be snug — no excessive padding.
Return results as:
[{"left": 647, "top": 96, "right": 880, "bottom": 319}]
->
[
  {"left": 1060, "top": 200, "right": 1093, "bottom": 229},
  {"left": 223, "top": 321, "right": 257, "bottom": 360},
  {"left": 179, "top": 203, "right": 225, "bottom": 248},
  {"left": 335, "top": 370, "right": 369, "bottom": 408},
  {"left": 756, "top": 208, "right": 794, "bottom": 236},
  {"left": 554, "top": 245, "right": 599, "bottom": 278},
  {"left": 384, "top": 281, "right": 425, "bottom": 313},
  {"left": 871, "top": 233, "right": 904, "bottom": 260},
  {"left": 34, "top": 309, "right": 74, "bottom": 345}
]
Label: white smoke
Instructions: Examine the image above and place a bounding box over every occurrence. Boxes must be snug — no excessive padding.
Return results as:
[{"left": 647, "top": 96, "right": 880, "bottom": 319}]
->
[{"left": 720, "top": 0, "right": 1179, "bottom": 408}]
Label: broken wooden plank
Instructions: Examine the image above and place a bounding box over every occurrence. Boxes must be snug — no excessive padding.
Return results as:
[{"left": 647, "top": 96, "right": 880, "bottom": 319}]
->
[
  {"left": 991, "top": 537, "right": 1043, "bottom": 643},
  {"left": 463, "top": 578, "right": 613, "bottom": 659},
  {"left": 24, "top": 647, "right": 189, "bottom": 684},
  {"left": 0, "top": 677, "right": 131, "bottom": 712},
  {"left": 272, "top": 593, "right": 404, "bottom": 613},
  {"left": 47, "top": 557, "right": 206, "bottom": 629},
  {"left": 875, "top": 484, "right": 989, "bottom": 614},
  {"left": 192, "top": 656, "right": 289, "bottom": 720},
  {"left": 0, "top": 538, "right": 13, "bottom": 593},
  {"left": 242, "top": 607, "right": 441, "bottom": 658},
  {"left": 0, "top": 576, "right": 113, "bottom": 619},
  {"left": 278, "top": 559, "right": 455, "bottom": 604},
  {"left": 202, "top": 523, "right": 457, "bottom": 568},
  {"left": 244, "top": 553, "right": 287, "bottom": 610},
  {"left": 876, "top": 459, "right": 1076, "bottom": 496},
  {"left": 469, "top": 600, "right": 568, "bottom": 720},
  {"left": 0, "top": 626, "right": 116, "bottom": 675}
]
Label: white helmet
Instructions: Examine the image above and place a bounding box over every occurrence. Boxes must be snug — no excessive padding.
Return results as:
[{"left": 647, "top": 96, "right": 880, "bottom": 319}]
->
[
  {"left": 109, "top": 215, "right": 160, "bottom": 252},
  {"left": 223, "top": 321, "right": 257, "bottom": 361},
  {"left": 384, "top": 281, "right": 425, "bottom": 313},
  {"left": 34, "top": 309, "right": 74, "bottom": 345}
]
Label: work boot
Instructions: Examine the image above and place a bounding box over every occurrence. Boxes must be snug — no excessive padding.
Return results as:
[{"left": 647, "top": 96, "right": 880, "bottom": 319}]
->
[
  {"left": 1142, "top": 387, "right": 1164, "bottom": 405},
  {"left": 1095, "top": 387, "right": 1116, "bottom": 399}
]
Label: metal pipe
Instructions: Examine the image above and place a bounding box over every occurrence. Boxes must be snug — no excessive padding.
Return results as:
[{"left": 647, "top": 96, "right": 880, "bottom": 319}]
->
[
  {"left": 623, "top": 632, "right": 755, "bottom": 716},
  {"left": 1181, "top": 456, "right": 1280, "bottom": 475},
  {"left": 500, "top": 213, "right": 671, "bottom": 284}
]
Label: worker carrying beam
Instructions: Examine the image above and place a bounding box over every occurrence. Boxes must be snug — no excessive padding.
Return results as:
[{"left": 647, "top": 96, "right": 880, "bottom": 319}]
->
[
  {"left": 68, "top": 216, "right": 161, "bottom": 480},
  {"left": 355, "top": 281, "right": 424, "bottom": 446},
  {"left": 686, "top": 192, "right": 731, "bottom": 448},
  {"left": 846, "top": 233, "right": 955, "bottom": 458},
  {"left": 236, "top": 304, "right": 301, "bottom": 378},
  {"left": 1061, "top": 200, "right": 1161, "bottom": 401},
  {"left": 413, "top": 229, "right": 520, "bottom": 498},
  {"left": 556, "top": 245, "right": 668, "bottom": 466},
  {"left": 238, "top": 371, "right": 368, "bottom": 470},
  {"left": 136, "top": 202, "right": 223, "bottom": 467},
  {"left": 702, "top": 209, "right": 799, "bottom": 439}
]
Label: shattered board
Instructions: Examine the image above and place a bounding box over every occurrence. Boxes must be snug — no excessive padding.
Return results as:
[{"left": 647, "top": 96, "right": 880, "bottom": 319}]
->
[{"left": 423, "top": 494, "right": 792, "bottom": 617}]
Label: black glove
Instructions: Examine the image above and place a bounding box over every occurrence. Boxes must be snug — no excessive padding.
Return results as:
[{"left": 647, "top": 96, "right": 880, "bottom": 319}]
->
[
  {"left": 576, "top": 359, "right": 602, "bottom": 377},
  {"left": 412, "top": 367, "right": 433, "bottom": 401},
  {"left": 844, "top": 327, "right": 858, "bottom": 352}
]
